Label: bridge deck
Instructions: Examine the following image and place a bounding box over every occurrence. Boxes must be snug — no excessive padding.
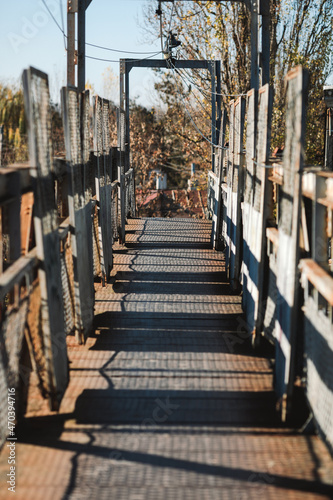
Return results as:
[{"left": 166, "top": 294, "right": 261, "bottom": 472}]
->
[{"left": 1, "top": 218, "right": 332, "bottom": 499}]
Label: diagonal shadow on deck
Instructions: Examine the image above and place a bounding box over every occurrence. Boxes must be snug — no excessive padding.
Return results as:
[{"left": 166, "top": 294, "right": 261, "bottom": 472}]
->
[{"left": 9, "top": 218, "right": 333, "bottom": 500}]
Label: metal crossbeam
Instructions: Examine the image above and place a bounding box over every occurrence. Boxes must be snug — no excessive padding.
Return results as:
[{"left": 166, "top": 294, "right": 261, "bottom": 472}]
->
[{"left": 120, "top": 59, "right": 221, "bottom": 173}]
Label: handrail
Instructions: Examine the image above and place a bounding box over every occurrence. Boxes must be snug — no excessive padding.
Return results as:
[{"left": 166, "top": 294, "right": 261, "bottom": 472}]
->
[
  {"left": 0, "top": 247, "right": 38, "bottom": 301},
  {"left": 111, "top": 180, "right": 120, "bottom": 191},
  {"left": 300, "top": 259, "right": 333, "bottom": 306},
  {"left": 124, "top": 168, "right": 133, "bottom": 179},
  {"left": 266, "top": 227, "right": 279, "bottom": 247}
]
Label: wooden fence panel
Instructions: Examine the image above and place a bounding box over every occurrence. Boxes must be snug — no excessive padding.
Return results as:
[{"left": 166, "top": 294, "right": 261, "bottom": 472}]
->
[
  {"left": 242, "top": 89, "right": 257, "bottom": 329},
  {"left": 225, "top": 101, "right": 235, "bottom": 274},
  {"left": 229, "top": 97, "right": 246, "bottom": 289},
  {"left": 61, "top": 87, "right": 94, "bottom": 343},
  {"left": 23, "top": 67, "right": 68, "bottom": 409},
  {"left": 93, "top": 96, "right": 112, "bottom": 282},
  {"left": 210, "top": 110, "right": 227, "bottom": 250},
  {"left": 254, "top": 85, "right": 274, "bottom": 339},
  {"left": 274, "top": 66, "right": 309, "bottom": 418}
]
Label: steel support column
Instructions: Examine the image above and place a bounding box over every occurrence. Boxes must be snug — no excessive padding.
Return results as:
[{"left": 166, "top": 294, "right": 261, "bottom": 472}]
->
[
  {"left": 78, "top": 0, "right": 86, "bottom": 92},
  {"left": 120, "top": 59, "right": 221, "bottom": 174},
  {"left": 67, "top": 0, "right": 76, "bottom": 86}
]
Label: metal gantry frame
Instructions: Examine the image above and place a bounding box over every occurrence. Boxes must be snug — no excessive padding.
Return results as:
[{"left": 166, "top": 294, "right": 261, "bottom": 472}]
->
[
  {"left": 68, "top": 0, "right": 270, "bottom": 94},
  {"left": 119, "top": 58, "right": 222, "bottom": 174}
]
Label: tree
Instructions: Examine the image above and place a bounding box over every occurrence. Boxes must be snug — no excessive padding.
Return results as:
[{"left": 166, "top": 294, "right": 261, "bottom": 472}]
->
[
  {"left": 0, "top": 83, "right": 27, "bottom": 164},
  {"left": 0, "top": 81, "right": 65, "bottom": 164},
  {"left": 142, "top": 0, "right": 333, "bottom": 163}
]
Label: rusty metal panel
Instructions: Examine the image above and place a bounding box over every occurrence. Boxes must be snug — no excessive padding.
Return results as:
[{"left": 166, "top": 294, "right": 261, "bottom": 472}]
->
[{"left": 23, "top": 67, "right": 68, "bottom": 409}]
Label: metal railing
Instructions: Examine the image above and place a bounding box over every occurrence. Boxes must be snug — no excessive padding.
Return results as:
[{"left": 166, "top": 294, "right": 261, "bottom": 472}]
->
[
  {"left": 208, "top": 66, "right": 333, "bottom": 453},
  {"left": 0, "top": 67, "right": 134, "bottom": 448}
]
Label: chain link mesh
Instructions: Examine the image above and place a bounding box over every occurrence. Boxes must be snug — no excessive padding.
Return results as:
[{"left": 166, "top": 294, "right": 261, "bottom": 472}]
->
[
  {"left": 207, "top": 172, "right": 216, "bottom": 220},
  {"left": 124, "top": 169, "right": 135, "bottom": 219},
  {"left": 92, "top": 203, "right": 102, "bottom": 277},
  {"left": 303, "top": 295, "right": 333, "bottom": 453},
  {"left": 0, "top": 300, "right": 27, "bottom": 447},
  {"left": 111, "top": 186, "right": 119, "bottom": 241},
  {"left": 60, "top": 238, "right": 75, "bottom": 335}
]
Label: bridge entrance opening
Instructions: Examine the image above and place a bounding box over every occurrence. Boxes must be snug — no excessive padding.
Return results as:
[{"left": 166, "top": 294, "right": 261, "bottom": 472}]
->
[{"left": 119, "top": 58, "right": 222, "bottom": 219}]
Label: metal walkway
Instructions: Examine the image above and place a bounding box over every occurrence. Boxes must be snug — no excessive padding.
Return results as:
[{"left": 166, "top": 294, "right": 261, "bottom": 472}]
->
[{"left": 1, "top": 218, "right": 332, "bottom": 499}]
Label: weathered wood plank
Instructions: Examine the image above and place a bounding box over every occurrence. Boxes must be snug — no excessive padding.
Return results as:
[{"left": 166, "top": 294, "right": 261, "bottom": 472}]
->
[
  {"left": 229, "top": 97, "right": 246, "bottom": 289},
  {"left": 0, "top": 248, "right": 37, "bottom": 300},
  {"left": 212, "top": 110, "right": 227, "bottom": 250},
  {"left": 225, "top": 101, "right": 235, "bottom": 275},
  {"left": 93, "top": 96, "right": 115, "bottom": 279},
  {"left": 274, "top": 66, "right": 309, "bottom": 419},
  {"left": 300, "top": 259, "right": 333, "bottom": 306},
  {"left": 102, "top": 98, "right": 113, "bottom": 272},
  {"left": 23, "top": 67, "right": 68, "bottom": 409},
  {"left": 242, "top": 89, "right": 257, "bottom": 327},
  {"left": 254, "top": 84, "right": 274, "bottom": 340},
  {"left": 61, "top": 86, "right": 94, "bottom": 343}
]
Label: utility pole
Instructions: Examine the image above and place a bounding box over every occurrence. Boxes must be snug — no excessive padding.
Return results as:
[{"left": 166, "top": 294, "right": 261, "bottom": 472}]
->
[
  {"left": 67, "top": 0, "right": 76, "bottom": 86},
  {"left": 67, "top": 0, "right": 92, "bottom": 91}
]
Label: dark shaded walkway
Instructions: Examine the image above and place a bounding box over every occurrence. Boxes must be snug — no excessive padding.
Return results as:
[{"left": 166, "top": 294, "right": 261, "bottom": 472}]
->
[{"left": 0, "top": 218, "right": 332, "bottom": 499}]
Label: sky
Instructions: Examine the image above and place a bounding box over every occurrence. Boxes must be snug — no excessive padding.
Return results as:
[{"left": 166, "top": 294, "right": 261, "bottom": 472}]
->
[{"left": 0, "top": 0, "right": 164, "bottom": 106}]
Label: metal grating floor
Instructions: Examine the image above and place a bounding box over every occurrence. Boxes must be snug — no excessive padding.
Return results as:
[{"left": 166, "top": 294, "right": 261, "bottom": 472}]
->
[{"left": 0, "top": 218, "right": 332, "bottom": 499}]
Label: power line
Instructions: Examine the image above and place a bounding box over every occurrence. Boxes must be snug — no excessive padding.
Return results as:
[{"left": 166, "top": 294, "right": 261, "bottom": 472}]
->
[
  {"left": 85, "top": 41, "right": 162, "bottom": 55},
  {"left": 175, "top": 69, "right": 212, "bottom": 122},
  {"left": 43, "top": 0, "right": 162, "bottom": 57},
  {"left": 86, "top": 51, "right": 162, "bottom": 64},
  {"left": 167, "top": 2, "right": 176, "bottom": 35},
  {"left": 59, "top": 0, "right": 67, "bottom": 50},
  {"left": 41, "top": 0, "right": 64, "bottom": 34},
  {"left": 177, "top": 49, "right": 246, "bottom": 98},
  {"left": 169, "top": 60, "right": 222, "bottom": 150}
]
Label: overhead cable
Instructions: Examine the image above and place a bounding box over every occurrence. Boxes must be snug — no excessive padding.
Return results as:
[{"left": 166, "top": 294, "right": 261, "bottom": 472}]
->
[
  {"left": 59, "top": 0, "right": 67, "bottom": 50},
  {"left": 86, "top": 51, "right": 162, "bottom": 64},
  {"left": 169, "top": 60, "right": 222, "bottom": 149},
  {"left": 43, "top": 0, "right": 161, "bottom": 57}
]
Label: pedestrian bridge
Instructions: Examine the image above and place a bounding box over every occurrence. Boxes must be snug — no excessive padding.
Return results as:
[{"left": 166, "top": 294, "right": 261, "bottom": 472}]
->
[
  {"left": 1, "top": 217, "right": 332, "bottom": 499},
  {"left": 0, "top": 67, "right": 333, "bottom": 498}
]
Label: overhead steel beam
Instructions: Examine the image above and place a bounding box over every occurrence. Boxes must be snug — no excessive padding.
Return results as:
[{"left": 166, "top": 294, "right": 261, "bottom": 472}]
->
[
  {"left": 125, "top": 59, "right": 211, "bottom": 72},
  {"left": 120, "top": 59, "right": 222, "bottom": 173}
]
